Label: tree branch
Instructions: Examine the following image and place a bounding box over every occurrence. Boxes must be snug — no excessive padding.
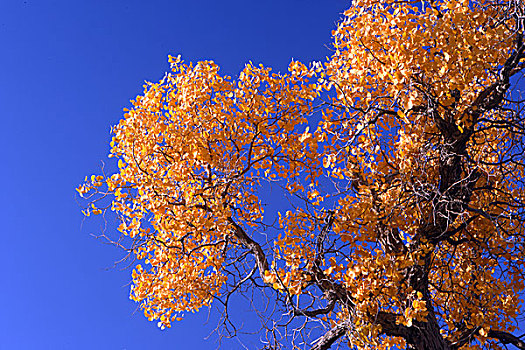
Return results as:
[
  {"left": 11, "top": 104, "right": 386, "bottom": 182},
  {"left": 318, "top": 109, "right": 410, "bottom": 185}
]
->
[
  {"left": 452, "top": 327, "right": 525, "bottom": 350},
  {"left": 293, "top": 297, "right": 336, "bottom": 317},
  {"left": 310, "top": 323, "right": 347, "bottom": 350},
  {"left": 488, "top": 330, "right": 525, "bottom": 350},
  {"left": 227, "top": 217, "right": 269, "bottom": 279}
]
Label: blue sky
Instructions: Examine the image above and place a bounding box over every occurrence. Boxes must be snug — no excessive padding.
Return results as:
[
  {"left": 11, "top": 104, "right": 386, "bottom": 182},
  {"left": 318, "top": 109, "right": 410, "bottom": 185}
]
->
[{"left": 0, "top": 1, "right": 348, "bottom": 349}]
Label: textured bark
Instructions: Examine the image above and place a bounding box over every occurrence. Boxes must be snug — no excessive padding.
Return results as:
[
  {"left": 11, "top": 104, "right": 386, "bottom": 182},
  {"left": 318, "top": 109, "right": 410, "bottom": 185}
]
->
[
  {"left": 488, "top": 330, "right": 525, "bottom": 350},
  {"left": 310, "top": 323, "right": 347, "bottom": 350},
  {"left": 409, "top": 321, "right": 451, "bottom": 350}
]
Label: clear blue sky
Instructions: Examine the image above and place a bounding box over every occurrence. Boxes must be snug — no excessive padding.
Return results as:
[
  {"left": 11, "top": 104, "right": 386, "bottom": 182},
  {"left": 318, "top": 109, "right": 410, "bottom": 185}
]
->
[{"left": 0, "top": 1, "right": 348, "bottom": 349}]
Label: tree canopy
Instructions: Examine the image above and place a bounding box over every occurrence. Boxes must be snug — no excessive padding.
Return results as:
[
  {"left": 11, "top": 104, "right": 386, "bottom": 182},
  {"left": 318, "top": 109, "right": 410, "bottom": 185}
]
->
[{"left": 78, "top": 1, "right": 525, "bottom": 349}]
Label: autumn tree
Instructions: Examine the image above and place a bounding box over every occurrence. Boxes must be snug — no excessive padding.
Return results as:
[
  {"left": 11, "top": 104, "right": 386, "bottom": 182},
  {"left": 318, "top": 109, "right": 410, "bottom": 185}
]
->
[{"left": 78, "top": 1, "right": 525, "bottom": 349}]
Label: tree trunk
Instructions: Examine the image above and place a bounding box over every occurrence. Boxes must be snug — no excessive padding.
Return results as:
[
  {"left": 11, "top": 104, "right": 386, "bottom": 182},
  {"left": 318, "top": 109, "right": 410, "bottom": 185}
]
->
[{"left": 410, "top": 319, "right": 450, "bottom": 350}]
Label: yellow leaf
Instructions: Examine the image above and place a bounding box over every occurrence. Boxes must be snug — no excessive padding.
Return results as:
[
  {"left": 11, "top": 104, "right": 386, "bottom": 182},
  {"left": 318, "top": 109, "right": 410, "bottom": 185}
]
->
[
  {"left": 298, "top": 127, "right": 311, "bottom": 143},
  {"left": 479, "top": 327, "right": 488, "bottom": 337},
  {"left": 397, "top": 110, "right": 409, "bottom": 123}
]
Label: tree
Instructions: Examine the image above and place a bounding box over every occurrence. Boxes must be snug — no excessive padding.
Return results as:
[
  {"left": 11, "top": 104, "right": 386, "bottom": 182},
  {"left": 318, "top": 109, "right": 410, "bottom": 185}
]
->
[{"left": 78, "top": 1, "right": 525, "bottom": 349}]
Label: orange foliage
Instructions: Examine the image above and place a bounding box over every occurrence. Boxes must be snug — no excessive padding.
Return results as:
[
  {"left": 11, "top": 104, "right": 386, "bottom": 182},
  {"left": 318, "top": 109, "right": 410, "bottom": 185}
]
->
[{"left": 79, "top": 1, "right": 525, "bottom": 349}]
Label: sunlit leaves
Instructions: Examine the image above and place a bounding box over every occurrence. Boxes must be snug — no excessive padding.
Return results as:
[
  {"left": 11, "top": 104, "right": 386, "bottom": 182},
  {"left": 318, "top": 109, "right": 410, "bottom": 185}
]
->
[{"left": 78, "top": 0, "right": 525, "bottom": 348}]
